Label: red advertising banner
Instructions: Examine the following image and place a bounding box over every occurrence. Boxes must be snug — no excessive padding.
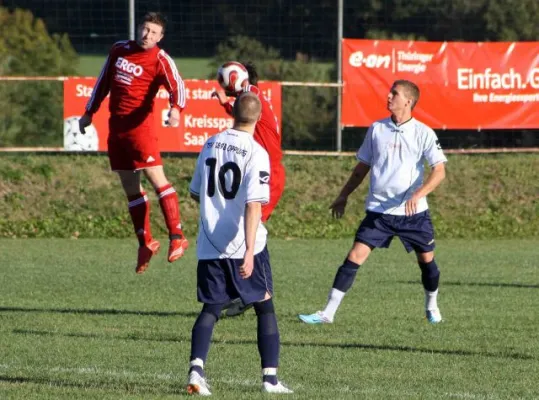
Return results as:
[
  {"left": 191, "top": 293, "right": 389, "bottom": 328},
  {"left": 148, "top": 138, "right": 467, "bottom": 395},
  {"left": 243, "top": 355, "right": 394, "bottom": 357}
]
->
[
  {"left": 63, "top": 78, "right": 282, "bottom": 152},
  {"left": 342, "top": 39, "right": 539, "bottom": 129}
]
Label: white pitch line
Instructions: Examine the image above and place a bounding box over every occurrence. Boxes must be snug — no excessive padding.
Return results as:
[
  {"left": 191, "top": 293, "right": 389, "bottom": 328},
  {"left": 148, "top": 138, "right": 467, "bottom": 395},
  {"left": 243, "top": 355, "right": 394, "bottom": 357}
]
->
[{"left": 0, "top": 363, "right": 500, "bottom": 398}]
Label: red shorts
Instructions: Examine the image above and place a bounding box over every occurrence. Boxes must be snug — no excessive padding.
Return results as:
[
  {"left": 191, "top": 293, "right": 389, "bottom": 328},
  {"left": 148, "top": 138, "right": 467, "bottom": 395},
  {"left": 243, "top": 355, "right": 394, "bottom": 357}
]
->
[
  {"left": 107, "top": 116, "right": 162, "bottom": 171},
  {"left": 262, "top": 163, "right": 285, "bottom": 222}
]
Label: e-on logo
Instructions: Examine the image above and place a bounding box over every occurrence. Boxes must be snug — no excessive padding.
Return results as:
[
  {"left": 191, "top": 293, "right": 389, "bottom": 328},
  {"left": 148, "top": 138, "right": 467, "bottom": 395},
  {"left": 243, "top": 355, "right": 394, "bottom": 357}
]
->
[{"left": 349, "top": 51, "right": 391, "bottom": 69}]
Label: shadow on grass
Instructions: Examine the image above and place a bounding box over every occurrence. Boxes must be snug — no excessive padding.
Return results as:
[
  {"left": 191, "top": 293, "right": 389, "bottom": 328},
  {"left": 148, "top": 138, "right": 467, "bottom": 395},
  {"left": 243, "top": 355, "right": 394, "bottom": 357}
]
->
[
  {"left": 0, "top": 306, "right": 198, "bottom": 318},
  {"left": 399, "top": 280, "right": 539, "bottom": 289},
  {"left": 0, "top": 375, "right": 187, "bottom": 395},
  {"left": 12, "top": 327, "right": 535, "bottom": 361}
]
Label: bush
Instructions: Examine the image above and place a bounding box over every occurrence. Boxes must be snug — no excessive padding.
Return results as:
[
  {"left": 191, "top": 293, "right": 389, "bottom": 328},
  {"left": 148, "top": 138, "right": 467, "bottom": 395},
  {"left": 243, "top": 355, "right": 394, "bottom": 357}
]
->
[
  {"left": 210, "top": 35, "right": 336, "bottom": 150},
  {"left": 0, "top": 7, "right": 78, "bottom": 146}
]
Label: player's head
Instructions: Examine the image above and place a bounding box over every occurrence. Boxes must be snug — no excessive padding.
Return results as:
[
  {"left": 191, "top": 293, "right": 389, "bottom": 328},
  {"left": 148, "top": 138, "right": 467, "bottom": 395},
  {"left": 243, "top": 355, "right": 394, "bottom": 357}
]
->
[
  {"left": 233, "top": 92, "right": 262, "bottom": 133},
  {"left": 137, "top": 12, "right": 167, "bottom": 49},
  {"left": 387, "top": 80, "right": 420, "bottom": 114},
  {"left": 242, "top": 61, "right": 259, "bottom": 86}
]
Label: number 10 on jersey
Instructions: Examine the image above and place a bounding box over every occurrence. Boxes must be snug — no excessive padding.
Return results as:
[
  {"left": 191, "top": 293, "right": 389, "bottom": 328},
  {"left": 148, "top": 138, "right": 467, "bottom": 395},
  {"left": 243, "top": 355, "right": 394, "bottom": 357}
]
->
[{"left": 205, "top": 158, "right": 241, "bottom": 199}]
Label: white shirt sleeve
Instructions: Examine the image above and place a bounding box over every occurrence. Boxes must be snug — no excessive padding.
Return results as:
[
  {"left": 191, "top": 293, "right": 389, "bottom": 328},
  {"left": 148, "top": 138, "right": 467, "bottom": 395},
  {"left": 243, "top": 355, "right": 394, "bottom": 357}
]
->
[
  {"left": 356, "top": 125, "right": 374, "bottom": 165},
  {"left": 423, "top": 127, "right": 447, "bottom": 167},
  {"left": 244, "top": 145, "right": 270, "bottom": 204},
  {"left": 189, "top": 152, "right": 203, "bottom": 196}
]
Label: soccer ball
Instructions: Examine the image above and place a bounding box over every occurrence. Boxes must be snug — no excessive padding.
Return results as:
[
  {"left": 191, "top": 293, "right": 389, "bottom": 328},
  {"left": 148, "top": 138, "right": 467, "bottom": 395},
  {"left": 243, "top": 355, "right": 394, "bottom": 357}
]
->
[
  {"left": 217, "top": 61, "right": 249, "bottom": 93},
  {"left": 63, "top": 116, "right": 99, "bottom": 151}
]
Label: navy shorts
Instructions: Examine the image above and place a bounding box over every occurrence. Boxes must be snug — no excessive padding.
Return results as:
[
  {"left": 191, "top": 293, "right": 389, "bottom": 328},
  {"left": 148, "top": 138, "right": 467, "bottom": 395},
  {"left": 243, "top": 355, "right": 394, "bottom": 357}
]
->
[
  {"left": 197, "top": 246, "right": 274, "bottom": 305},
  {"left": 355, "top": 211, "right": 436, "bottom": 253}
]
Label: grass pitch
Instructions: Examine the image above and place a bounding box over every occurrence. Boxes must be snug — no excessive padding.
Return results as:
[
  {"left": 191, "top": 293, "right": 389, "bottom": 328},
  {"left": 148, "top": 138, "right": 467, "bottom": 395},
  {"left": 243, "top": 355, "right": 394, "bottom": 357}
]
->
[{"left": 1, "top": 238, "right": 538, "bottom": 399}]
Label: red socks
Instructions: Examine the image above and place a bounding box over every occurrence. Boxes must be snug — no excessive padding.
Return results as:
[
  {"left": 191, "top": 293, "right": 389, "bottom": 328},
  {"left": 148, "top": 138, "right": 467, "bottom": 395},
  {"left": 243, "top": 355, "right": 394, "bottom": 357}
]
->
[
  {"left": 127, "top": 192, "right": 152, "bottom": 246},
  {"left": 156, "top": 184, "right": 184, "bottom": 239}
]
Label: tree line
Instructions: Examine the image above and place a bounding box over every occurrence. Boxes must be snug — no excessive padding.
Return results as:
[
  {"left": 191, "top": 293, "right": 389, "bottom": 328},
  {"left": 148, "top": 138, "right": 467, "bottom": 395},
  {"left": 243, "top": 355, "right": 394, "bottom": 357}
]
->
[{"left": 1, "top": 2, "right": 537, "bottom": 149}]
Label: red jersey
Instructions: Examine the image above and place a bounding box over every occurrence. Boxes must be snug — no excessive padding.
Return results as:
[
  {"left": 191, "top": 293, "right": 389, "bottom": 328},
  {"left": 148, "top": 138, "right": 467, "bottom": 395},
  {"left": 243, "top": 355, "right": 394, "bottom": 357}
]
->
[
  {"left": 86, "top": 40, "right": 185, "bottom": 128},
  {"left": 223, "top": 84, "right": 285, "bottom": 221},
  {"left": 224, "top": 85, "right": 283, "bottom": 167}
]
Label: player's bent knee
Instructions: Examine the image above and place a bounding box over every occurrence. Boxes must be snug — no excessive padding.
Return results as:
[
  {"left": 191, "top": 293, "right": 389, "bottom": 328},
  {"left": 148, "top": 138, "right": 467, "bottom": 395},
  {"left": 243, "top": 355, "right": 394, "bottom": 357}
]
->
[
  {"left": 418, "top": 259, "right": 440, "bottom": 292},
  {"left": 143, "top": 166, "right": 169, "bottom": 188},
  {"left": 348, "top": 242, "right": 372, "bottom": 265},
  {"left": 253, "top": 298, "right": 275, "bottom": 316},
  {"left": 416, "top": 251, "right": 434, "bottom": 263},
  {"left": 418, "top": 259, "right": 439, "bottom": 273},
  {"left": 201, "top": 303, "right": 224, "bottom": 321}
]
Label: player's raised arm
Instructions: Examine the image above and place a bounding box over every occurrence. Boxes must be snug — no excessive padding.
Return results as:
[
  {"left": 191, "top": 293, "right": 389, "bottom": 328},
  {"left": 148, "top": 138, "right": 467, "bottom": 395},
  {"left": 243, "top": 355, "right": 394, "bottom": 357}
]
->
[{"left": 211, "top": 88, "right": 234, "bottom": 116}]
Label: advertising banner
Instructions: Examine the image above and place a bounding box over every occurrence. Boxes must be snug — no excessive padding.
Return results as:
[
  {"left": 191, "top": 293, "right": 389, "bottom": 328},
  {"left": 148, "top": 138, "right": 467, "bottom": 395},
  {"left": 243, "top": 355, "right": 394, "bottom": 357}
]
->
[
  {"left": 63, "top": 78, "right": 282, "bottom": 152},
  {"left": 342, "top": 39, "right": 539, "bottom": 129}
]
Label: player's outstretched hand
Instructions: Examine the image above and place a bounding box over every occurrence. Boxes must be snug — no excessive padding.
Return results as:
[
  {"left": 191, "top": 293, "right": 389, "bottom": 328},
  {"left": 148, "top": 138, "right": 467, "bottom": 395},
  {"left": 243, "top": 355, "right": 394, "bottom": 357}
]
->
[
  {"left": 330, "top": 195, "right": 348, "bottom": 219},
  {"left": 78, "top": 113, "right": 92, "bottom": 134},
  {"left": 212, "top": 89, "right": 228, "bottom": 106},
  {"left": 239, "top": 254, "right": 254, "bottom": 279},
  {"left": 167, "top": 108, "right": 180, "bottom": 128}
]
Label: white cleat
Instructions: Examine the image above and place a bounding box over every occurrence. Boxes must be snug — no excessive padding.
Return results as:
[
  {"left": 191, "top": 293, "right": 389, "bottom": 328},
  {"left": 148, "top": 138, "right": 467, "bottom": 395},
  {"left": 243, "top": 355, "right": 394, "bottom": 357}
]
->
[
  {"left": 426, "top": 308, "right": 443, "bottom": 324},
  {"left": 262, "top": 381, "right": 294, "bottom": 394},
  {"left": 186, "top": 371, "right": 211, "bottom": 396}
]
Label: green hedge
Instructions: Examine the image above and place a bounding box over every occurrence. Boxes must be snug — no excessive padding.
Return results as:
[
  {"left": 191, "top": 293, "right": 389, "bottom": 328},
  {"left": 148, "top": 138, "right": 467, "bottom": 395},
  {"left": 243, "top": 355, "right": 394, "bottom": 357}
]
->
[
  {"left": 0, "top": 8, "right": 78, "bottom": 147},
  {"left": 1, "top": 153, "right": 538, "bottom": 240}
]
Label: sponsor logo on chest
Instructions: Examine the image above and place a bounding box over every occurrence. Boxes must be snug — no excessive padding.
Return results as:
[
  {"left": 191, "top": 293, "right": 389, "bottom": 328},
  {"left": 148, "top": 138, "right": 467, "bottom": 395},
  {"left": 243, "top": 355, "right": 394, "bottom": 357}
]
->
[{"left": 115, "top": 57, "right": 144, "bottom": 77}]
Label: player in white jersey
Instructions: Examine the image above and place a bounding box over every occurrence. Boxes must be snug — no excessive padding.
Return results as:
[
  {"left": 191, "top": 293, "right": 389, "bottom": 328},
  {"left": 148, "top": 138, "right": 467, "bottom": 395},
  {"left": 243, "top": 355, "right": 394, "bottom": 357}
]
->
[
  {"left": 186, "top": 92, "right": 292, "bottom": 396},
  {"left": 299, "top": 80, "right": 447, "bottom": 325}
]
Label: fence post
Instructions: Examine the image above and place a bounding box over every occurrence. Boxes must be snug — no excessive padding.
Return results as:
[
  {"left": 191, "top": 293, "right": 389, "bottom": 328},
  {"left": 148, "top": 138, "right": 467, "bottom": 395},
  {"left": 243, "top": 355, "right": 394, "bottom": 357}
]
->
[
  {"left": 336, "top": 0, "right": 343, "bottom": 152},
  {"left": 129, "top": 0, "right": 135, "bottom": 40}
]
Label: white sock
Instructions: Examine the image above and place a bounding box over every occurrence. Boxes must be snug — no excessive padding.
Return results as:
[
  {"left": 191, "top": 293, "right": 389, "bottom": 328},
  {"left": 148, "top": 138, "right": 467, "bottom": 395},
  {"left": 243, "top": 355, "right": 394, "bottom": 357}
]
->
[
  {"left": 425, "top": 289, "right": 439, "bottom": 311},
  {"left": 322, "top": 288, "right": 345, "bottom": 321}
]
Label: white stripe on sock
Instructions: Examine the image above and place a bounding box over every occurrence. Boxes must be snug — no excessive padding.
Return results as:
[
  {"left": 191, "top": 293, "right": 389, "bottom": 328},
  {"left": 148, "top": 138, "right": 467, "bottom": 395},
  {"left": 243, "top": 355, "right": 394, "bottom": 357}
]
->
[
  {"left": 190, "top": 358, "right": 204, "bottom": 368},
  {"left": 262, "top": 368, "right": 277, "bottom": 376},
  {"left": 158, "top": 187, "right": 176, "bottom": 198},
  {"left": 128, "top": 195, "right": 148, "bottom": 208}
]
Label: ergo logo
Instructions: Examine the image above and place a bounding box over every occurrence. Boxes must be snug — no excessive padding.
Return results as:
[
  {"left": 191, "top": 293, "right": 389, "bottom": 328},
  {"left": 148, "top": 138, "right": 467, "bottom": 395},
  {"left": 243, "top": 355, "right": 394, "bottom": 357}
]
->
[{"left": 115, "top": 57, "right": 144, "bottom": 76}]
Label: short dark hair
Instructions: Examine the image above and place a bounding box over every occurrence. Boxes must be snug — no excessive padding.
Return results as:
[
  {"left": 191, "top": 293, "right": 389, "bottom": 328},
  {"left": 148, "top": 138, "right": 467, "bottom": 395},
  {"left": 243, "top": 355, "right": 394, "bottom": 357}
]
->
[
  {"left": 393, "top": 80, "right": 420, "bottom": 109},
  {"left": 141, "top": 12, "right": 167, "bottom": 33},
  {"left": 242, "top": 61, "right": 259, "bottom": 86},
  {"left": 233, "top": 92, "right": 262, "bottom": 124}
]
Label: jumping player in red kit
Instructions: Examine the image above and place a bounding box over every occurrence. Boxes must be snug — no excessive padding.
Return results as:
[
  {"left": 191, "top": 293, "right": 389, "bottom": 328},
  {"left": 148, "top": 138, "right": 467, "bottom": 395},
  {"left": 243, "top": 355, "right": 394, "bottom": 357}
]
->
[
  {"left": 79, "top": 12, "right": 189, "bottom": 274},
  {"left": 212, "top": 61, "right": 286, "bottom": 316}
]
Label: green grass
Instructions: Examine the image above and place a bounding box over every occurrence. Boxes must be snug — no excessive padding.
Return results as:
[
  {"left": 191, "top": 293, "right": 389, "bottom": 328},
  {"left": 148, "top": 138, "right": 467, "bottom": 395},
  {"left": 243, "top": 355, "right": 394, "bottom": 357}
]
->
[
  {"left": 1, "top": 153, "right": 538, "bottom": 239},
  {"left": 77, "top": 56, "right": 214, "bottom": 79},
  {"left": 1, "top": 238, "right": 538, "bottom": 399}
]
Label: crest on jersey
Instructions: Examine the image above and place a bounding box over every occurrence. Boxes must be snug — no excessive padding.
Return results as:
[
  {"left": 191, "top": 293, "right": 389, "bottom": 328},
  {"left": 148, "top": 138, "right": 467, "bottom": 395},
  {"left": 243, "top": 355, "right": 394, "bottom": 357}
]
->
[{"left": 259, "top": 171, "right": 270, "bottom": 184}]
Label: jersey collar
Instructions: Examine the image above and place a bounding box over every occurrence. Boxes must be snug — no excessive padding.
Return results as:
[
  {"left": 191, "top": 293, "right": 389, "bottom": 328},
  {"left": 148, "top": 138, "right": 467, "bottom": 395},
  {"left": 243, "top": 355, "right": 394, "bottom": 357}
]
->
[
  {"left": 228, "top": 128, "right": 251, "bottom": 135},
  {"left": 390, "top": 115, "right": 414, "bottom": 127}
]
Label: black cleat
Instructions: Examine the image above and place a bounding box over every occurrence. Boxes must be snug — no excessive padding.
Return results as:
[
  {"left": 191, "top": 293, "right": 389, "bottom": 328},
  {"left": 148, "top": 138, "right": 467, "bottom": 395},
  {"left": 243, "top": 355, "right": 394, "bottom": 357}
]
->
[{"left": 222, "top": 298, "right": 253, "bottom": 317}]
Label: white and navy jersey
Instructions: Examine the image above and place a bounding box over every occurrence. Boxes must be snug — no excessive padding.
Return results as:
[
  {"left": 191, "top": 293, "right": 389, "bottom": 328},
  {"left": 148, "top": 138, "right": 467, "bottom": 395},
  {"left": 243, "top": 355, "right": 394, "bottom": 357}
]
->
[
  {"left": 190, "top": 128, "right": 270, "bottom": 260},
  {"left": 357, "top": 117, "right": 447, "bottom": 215}
]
